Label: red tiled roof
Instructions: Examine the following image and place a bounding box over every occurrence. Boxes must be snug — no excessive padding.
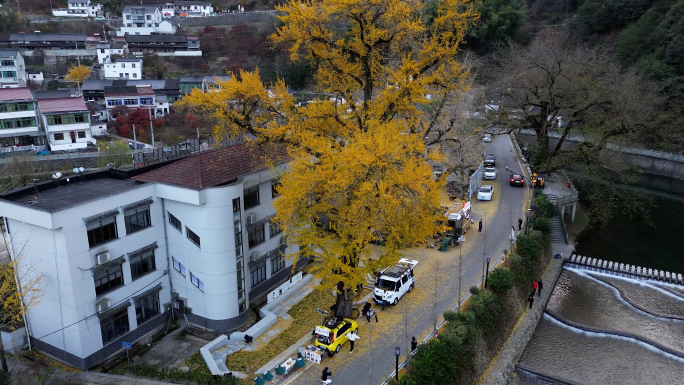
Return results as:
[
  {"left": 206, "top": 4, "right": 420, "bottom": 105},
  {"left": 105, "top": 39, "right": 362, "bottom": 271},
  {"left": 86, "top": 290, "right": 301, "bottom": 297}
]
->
[
  {"left": 37, "top": 97, "right": 87, "bottom": 113},
  {"left": 132, "top": 143, "right": 289, "bottom": 190},
  {"left": 0, "top": 87, "right": 33, "bottom": 102}
]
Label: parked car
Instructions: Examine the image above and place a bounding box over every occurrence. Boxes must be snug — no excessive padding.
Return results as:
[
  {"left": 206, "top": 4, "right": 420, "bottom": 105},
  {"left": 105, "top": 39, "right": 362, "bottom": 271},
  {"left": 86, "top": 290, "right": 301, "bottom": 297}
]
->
[
  {"left": 483, "top": 167, "right": 497, "bottom": 180},
  {"left": 314, "top": 317, "right": 359, "bottom": 356},
  {"left": 94, "top": 17, "right": 106, "bottom": 20},
  {"left": 510, "top": 173, "right": 525, "bottom": 187},
  {"left": 483, "top": 133, "right": 492, "bottom": 143},
  {"left": 484, "top": 154, "right": 496, "bottom": 166},
  {"left": 373, "top": 258, "right": 418, "bottom": 306},
  {"left": 128, "top": 141, "right": 145, "bottom": 149},
  {"left": 477, "top": 185, "right": 494, "bottom": 200}
]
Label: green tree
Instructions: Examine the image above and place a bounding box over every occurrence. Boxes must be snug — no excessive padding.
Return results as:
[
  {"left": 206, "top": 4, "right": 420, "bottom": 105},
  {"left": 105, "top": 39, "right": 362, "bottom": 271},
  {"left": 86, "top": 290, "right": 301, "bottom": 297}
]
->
[
  {"left": 487, "top": 268, "right": 514, "bottom": 295},
  {"left": 471, "top": 0, "right": 526, "bottom": 47}
]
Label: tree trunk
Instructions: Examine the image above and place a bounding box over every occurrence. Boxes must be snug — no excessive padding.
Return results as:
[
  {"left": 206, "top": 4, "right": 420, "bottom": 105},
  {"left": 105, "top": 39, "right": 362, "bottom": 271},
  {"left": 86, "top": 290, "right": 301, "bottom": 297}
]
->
[
  {"left": 334, "top": 282, "right": 354, "bottom": 319},
  {"left": 0, "top": 334, "right": 8, "bottom": 373}
]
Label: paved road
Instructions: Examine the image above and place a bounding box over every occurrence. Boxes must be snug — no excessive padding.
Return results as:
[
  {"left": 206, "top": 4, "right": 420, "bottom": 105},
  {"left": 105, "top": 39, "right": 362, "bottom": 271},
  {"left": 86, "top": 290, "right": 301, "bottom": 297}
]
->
[{"left": 283, "top": 135, "right": 530, "bottom": 385}]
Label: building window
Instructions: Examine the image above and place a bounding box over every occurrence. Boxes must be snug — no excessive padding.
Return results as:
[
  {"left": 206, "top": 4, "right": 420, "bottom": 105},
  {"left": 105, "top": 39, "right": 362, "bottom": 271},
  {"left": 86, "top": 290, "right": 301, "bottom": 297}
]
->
[
  {"left": 135, "top": 291, "right": 160, "bottom": 325},
  {"left": 94, "top": 263, "right": 124, "bottom": 296},
  {"left": 87, "top": 216, "right": 118, "bottom": 248},
  {"left": 126, "top": 15, "right": 131, "bottom": 20},
  {"left": 272, "top": 180, "right": 281, "bottom": 198},
  {"left": 140, "top": 97, "right": 153, "bottom": 105},
  {"left": 130, "top": 250, "right": 156, "bottom": 280},
  {"left": 232, "top": 197, "right": 241, "bottom": 213},
  {"left": 168, "top": 212, "right": 181, "bottom": 231},
  {"left": 123, "top": 98, "right": 137, "bottom": 105},
  {"left": 78, "top": 131, "right": 86, "bottom": 138},
  {"left": 248, "top": 223, "right": 265, "bottom": 248},
  {"left": 271, "top": 253, "right": 285, "bottom": 274},
  {"left": 172, "top": 257, "right": 186, "bottom": 276},
  {"left": 236, "top": 257, "right": 244, "bottom": 303},
  {"left": 269, "top": 220, "right": 282, "bottom": 237},
  {"left": 243, "top": 186, "right": 260, "bottom": 209},
  {"left": 124, "top": 205, "right": 151, "bottom": 234},
  {"left": 133, "top": 73, "right": 138, "bottom": 78},
  {"left": 54, "top": 133, "right": 64, "bottom": 141},
  {"left": 187, "top": 227, "right": 200, "bottom": 247},
  {"left": 190, "top": 272, "right": 204, "bottom": 292},
  {"left": 146, "top": 14, "right": 152, "bottom": 20},
  {"left": 100, "top": 307, "right": 129, "bottom": 344},
  {"left": 250, "top": 260, "right": 266, "bottom": 287}
]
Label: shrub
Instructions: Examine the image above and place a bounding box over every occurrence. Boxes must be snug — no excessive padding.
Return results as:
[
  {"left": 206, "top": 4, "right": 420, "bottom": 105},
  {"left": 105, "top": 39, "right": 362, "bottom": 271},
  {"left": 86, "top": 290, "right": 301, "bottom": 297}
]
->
[
  {"left": 469, "top": 285, "right": 480, "bottom": 295},
  {"left": 487, "top": 268, "right": 515, "bottom": 296},
  {"left": 509, "top": 253, "right": 533, "bottom": 285},
  {"left": 531, "top": 217, "right": 551, "bottom": 234},
  {"left": 467, "top": 290, "right": 501, "bottom": 335},
  {"left": 533, "top": 194, "right": 557, "bottom": 219},
  {"left": 516, "top": 233, "right": 543, "bottom": 260}
]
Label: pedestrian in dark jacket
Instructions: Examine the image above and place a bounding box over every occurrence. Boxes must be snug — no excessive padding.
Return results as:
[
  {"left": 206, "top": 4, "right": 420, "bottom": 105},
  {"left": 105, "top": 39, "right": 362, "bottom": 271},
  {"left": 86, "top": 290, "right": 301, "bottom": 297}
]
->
[
  {"left": 537, "top": 279, "right": 543, "bottom": 297},
  {"left": 362, "top": 302, "right": 371, "bottom": 319},
  {"left": 528, "top": 293, "right": 534, "bottom": 309},
  {"left": 532, "top": 280, "right": 538, "bottom": 295},
  {"left": 518, "top": 217, "right": 523, "bottom": 231},
  {"left": 322, "top": 367, "right": 332, "bottom": 384},
  {"left": 411, "top": 336, "right": 417, "bottom": 353},
  {"left": 478, "top": 219, "right": 483, "bottom": 234}
]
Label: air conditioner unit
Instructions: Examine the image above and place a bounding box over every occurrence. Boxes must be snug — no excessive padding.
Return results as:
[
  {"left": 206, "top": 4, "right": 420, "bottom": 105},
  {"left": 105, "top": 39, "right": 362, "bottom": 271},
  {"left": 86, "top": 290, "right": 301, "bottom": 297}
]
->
[
  {"left": 247, "top": 213, "right": 258, "bottom": 225},
  {"left": 250, "top": 251, "right": 260, "bottom": 262},
  {"left": 96, "top": 299, "right": 110, "bottom": 312},
  {"left": 96, "top": 251, "right": 110, "bottom": 265}
]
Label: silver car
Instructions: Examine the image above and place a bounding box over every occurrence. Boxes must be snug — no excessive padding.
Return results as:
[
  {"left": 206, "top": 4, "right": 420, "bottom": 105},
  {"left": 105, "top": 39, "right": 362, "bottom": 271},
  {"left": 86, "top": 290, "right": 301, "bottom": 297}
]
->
[{"left": 483, "top": 167, "right": 497, "bottom": 180}]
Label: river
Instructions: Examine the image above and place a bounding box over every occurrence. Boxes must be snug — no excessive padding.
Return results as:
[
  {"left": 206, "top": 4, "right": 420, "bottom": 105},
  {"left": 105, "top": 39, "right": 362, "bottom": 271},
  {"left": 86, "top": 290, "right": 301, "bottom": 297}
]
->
[{"left": 574, "top": 173, "right": 684, "bottom": 274}]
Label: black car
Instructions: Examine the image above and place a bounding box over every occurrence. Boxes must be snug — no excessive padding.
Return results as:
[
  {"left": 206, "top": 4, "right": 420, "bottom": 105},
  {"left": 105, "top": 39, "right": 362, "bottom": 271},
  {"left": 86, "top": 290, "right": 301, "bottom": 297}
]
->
[
  {"left": 510, "top": 173, "right": 525, "bottom": 186},
  {"left": 484, "top": 154, "right": 496, "bottom": 166}
]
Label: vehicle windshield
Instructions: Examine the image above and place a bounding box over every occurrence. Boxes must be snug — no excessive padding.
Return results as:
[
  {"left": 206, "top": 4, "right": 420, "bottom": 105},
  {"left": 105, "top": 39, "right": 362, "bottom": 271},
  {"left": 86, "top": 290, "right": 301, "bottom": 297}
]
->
[
  {"left": 485, "top": 155, "right": 495, "bottom": 160},
  {"left": 376, "top": 279, "right": 396, "bottom": 291},
  {"left": 479, "top": 186, "right": 491, "bottom": 193},
  {"left": 486, "top": 168, "right": 496, "bottom": 173}
]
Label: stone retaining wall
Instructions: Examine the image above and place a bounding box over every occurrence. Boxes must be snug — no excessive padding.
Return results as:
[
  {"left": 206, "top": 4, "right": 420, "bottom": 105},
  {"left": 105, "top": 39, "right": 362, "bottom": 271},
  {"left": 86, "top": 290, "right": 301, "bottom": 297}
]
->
[
  {"left": 177, "top": 11, "right": 277, "bottom": 28},
  {"left": 479, "top": 251, "right": 568, "bottom": 385}
]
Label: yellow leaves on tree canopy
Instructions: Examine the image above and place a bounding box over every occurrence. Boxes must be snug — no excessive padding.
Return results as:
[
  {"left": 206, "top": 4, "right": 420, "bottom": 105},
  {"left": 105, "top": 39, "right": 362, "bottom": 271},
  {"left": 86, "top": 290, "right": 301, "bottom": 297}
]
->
[
  {"left": 0, "top": 255, "right": 42, "bottom": 330},
  {"left": 65, "top": 65, "right": 92, "bottom": 88},
  {"left": 179, "top": 0, "right": 477, "bottom": 294}
]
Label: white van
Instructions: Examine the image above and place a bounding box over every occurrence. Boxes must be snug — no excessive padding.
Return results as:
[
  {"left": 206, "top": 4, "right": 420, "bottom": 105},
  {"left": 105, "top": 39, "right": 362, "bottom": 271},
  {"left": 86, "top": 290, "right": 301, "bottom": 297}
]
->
[{"left": 373, "top": 258, "right": 419, "bottom": 306}]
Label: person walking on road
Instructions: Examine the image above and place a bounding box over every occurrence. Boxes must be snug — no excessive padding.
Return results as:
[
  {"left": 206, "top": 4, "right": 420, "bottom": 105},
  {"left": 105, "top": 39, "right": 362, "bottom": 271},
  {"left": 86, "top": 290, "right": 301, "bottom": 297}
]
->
[
  {"left": 533, "top": 280, "right": 538, "bottom": 295},
  {"left": 518, "top": 217, "right": 523, "bottom": 231},
  {"left": 411, "top": 336, "right": 418, "bottom": 353},
  {"left": 528, "top": 293, "right": 534, "bottom": 309},
  {"left": 537, "top": 279, "right": 543, "bottom": 297},
  {"left": 322, "top": 367, "right": 332, "bottom": 384},
  {"left": 478, "top": 219, "right": 483, "bottom": 234},
  {"left": 366, "top": 306, "right": 378, "bottom": 323},
  {"left": 346, "top": 330, "right": 360, "bottom": 353}
]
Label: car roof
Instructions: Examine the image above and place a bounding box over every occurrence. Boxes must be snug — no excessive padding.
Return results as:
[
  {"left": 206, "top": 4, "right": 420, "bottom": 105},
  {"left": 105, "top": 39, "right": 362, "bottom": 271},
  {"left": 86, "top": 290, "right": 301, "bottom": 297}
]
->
[
  {"left": 481, "top": 185, "right": 493, "bottom": 190},
  {"left": 485, "top": 154, "right": 495, "bottom": 158},
  {"left": 485, "top": 167, "right": 496, "bottom": 170},
  {"left": 511, "top": 173, "right": 522, "bottom": 177},
  {"left": 323, "top": 317, "right": 349, "bottom": 329}
]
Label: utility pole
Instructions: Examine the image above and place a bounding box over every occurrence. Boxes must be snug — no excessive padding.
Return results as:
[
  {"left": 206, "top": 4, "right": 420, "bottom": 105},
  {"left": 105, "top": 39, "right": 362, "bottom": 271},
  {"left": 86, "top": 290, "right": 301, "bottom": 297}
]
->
[
  {"left": 148, "top": 107, "right": 155, "bottom": 147},
  {"left": 482, "top": 212, "right": 486, "bottom": 286}
]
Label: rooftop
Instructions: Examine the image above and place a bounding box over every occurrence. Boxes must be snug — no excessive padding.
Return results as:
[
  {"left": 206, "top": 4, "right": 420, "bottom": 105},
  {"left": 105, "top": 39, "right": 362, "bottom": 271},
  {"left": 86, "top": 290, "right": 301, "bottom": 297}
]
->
[
  {"left": 179, "top": 75, "right": 203, "bottom": 83},
  {"left": 175, "top": 1, "right": 211, "bottom": 5},
  {"left": 9, "top": 33, "right": 87, "bottom": 42},
  {"left": 122, "top": 4, "right": 160, "bottom": 12},
  {"left": 133, "top": 143, "right": 289, "bottom": 190},
  {"left": 104, "top": 85, "right": 155, "bottom": 97},
  {"left": 0, "top": 50, "right": 20, "bottom": 58},
  {"left": 125, "top": 35, "right": 187, "bottom": 44},
  {"left": 37, "top": 97, "right": 88, "bottom": 113},
  {"left": 33, "top": 90, "right": 78, "bottom": 99},
  {"left": 116, "top": 57, "right": 143, "bottom": 62},
  {"left": 0, "top": 173, "right": 144, "bottom": 213},
  {"left": 0, "top": 87, "right": 33, "bottom": 102}
]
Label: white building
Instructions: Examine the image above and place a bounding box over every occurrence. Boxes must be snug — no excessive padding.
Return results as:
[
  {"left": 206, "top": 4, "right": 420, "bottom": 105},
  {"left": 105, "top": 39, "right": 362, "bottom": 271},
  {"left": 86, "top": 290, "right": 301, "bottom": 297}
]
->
[
  {"left": 117, "top": 5, "right": 177, "bottom": 37},
  {"left": 96, "top": 41, "right": 128, "bottom": 64},
  {"left": 0, "top": 143, "right": 303, "bottom": 369},
  {"left": 103, "top": 58, "right": 143, "bottom": 80},
  {"left": 0, "top": 87, "right": 44, "bottom": 148},
  {"left": 27, "top": 70, "right": 44, "bottom": 85},
  {"left": 0, "top": 50, "right": 26, "bottom": 88},
  {"left": 103, "top": 85, "right": 157, "bottom": 118},
  {"left": 52, "top": 0, "right": 103, "bottom": 18},
  {"left": 172, "top": 1, "right": 214, "bottom": 17},
  {"left": 37, "top": 97, "right": 96, "bottom": 151}
]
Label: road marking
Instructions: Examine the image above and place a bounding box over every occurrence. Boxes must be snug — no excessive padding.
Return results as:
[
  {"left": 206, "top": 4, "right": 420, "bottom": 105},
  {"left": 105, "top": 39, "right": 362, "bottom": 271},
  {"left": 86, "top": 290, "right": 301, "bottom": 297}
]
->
[{"left": 280, "top": 367, "right": 307, "bottom": 384}]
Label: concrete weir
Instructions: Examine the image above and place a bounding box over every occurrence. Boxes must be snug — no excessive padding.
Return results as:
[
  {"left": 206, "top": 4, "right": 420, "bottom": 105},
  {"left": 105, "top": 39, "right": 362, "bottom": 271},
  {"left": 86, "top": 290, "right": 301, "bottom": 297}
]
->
[{"left": 567, "top": 254, "right": 683, "bottom": 284}]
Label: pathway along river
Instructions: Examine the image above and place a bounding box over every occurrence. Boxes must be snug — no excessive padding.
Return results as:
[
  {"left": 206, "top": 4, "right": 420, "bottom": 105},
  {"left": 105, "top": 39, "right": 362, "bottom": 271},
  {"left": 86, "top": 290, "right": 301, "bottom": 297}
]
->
[{"left": 513, "top": 268, "right": 684, "bottom": 384}]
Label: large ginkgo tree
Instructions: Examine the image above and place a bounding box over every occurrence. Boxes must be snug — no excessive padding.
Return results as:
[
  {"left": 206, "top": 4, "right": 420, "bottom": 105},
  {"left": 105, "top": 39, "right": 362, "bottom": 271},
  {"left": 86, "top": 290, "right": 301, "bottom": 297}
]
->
[{"left": 179, "top": 0, "right": 478, "bottom": 318}]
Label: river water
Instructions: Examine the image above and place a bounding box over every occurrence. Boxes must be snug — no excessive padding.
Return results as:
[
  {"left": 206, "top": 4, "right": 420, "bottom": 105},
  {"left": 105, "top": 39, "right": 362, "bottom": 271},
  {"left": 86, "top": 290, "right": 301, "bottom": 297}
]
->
[
  {"left": 575, "top": 174, "right": 684, "bottom": 274},
  {"left": 514, "top": 269, "right": 684, "bottom": 384}
]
